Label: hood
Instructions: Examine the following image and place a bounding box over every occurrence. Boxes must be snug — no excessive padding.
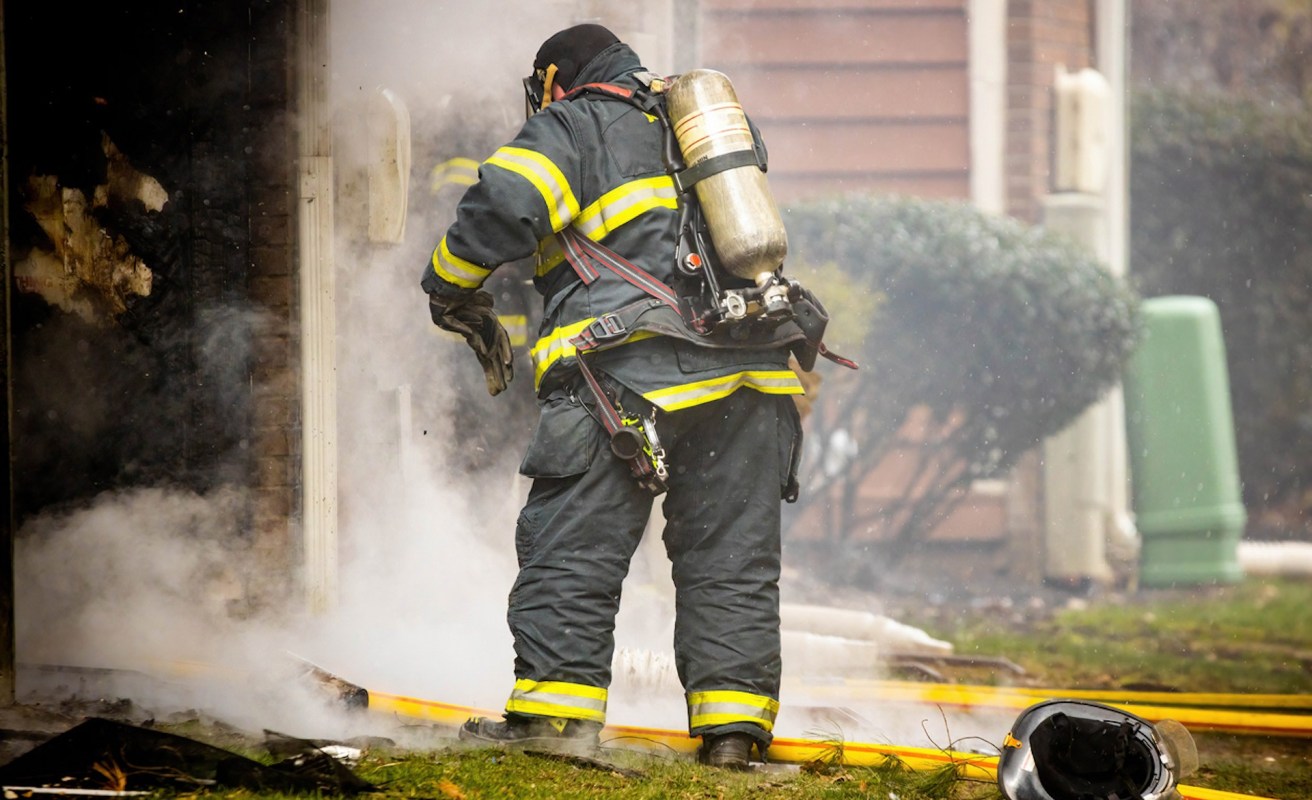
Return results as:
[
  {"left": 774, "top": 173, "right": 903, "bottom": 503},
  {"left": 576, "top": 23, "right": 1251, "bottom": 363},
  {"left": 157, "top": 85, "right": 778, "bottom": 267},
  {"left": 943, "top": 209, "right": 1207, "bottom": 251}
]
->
[{"left": 569, "top": 42, "right": 645, "bottom": 89}]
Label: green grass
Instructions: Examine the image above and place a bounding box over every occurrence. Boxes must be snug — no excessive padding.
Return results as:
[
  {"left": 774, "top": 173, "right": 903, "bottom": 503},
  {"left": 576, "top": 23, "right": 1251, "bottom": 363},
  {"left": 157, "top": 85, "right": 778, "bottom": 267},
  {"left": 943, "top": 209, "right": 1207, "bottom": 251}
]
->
[
  {"left": 342, "top": 748, "right": 998, "bottom": 800},
  {"left": 915, "top": 578, "right": 1312, "bottom": 694},
  {"left": 898, "top": 576, "right": 1312, "bottom": 799}
]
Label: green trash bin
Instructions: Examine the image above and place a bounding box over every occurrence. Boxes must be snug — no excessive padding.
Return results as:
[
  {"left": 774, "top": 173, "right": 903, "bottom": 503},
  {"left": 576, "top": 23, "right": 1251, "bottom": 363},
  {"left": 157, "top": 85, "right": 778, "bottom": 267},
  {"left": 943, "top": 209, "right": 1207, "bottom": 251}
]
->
[{"left": 1123, "top": 296, "right": 1245, "bottom": 587}]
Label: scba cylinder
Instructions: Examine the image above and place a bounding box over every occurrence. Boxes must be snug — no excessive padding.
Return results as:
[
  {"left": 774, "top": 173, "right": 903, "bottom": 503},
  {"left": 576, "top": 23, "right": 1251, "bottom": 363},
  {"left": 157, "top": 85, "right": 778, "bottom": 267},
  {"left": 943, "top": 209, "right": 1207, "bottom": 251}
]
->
[{"left": 666, "top": 69, "right": 787, "bottom": 281}]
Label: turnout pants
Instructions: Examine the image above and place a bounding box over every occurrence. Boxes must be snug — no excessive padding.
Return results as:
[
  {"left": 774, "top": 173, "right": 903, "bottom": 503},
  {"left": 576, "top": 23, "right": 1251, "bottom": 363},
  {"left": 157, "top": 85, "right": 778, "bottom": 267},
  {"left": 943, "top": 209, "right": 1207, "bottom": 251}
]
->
[{"left": 506, "top": 383, "right": 801, "bottom": 747}]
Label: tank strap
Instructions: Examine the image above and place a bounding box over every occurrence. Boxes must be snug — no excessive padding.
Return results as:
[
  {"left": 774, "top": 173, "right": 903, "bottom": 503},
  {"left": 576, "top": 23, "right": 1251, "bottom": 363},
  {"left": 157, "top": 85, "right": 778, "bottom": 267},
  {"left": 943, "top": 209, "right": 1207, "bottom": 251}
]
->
[
  {"left": 564, "top": 79, "right": 765, "bottom": 195},
  {"left": 671, "top": 148, "right": 764, "bottom": 194}
]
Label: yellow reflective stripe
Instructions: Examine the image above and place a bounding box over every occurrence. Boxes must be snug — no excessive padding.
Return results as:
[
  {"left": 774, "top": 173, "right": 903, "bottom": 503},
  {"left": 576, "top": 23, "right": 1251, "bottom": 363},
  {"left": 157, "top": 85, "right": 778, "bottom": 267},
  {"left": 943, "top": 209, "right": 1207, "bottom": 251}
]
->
[
  {"left": 500, "top": 314, "right": 529, "bottom": 347},
  {"left": 573, "top": 176, "right": 677, "bottom": 240},
  {"left": 536, "top": 235, "right": 566, "bottom": 276},
  {"left": 530, "top": 318, "right": 591, "bottom": 386},
  {"left": 528, "top": 317, "right": 658, "bottom": 388},
  {"left": 485, "top": 146, "right": 580, "bottom": 232},
  {"left": 535, "top": 176, "right": 678, "bottom": 278},
  {"left": 506, "top": 679, "right": 607, "bottom": 723},
  {"left": 687, "top": 690, "right": 780, "bottom": 732},
  {"left": 431, "top": 235, "right": 491, "bottom": 289},
  {"left": 644, "top": 370, "right": 804, "bottom": 412},
  {"left": 430, "top": 157, "right": 480, "bottom": 193}
]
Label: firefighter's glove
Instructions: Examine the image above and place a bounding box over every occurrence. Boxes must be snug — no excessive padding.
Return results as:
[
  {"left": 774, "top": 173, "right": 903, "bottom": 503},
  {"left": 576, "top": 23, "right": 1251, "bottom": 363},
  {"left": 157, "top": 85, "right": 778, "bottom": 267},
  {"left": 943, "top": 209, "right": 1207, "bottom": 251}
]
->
[{"left": 428, "top": 290, "right": 514, "bottom": 396}]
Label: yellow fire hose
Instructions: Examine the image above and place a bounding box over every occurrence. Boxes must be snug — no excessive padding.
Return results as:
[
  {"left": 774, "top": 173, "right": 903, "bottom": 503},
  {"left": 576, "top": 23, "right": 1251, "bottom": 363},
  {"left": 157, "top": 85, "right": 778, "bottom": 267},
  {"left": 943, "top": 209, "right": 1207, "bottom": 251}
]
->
[
  {"left": 365, "top": 690, "right": 1278, "bottom": 800},
  {"left": 822, "top": 678, "right": 1312, "bottom": 711},
  {"left": 126, "top": 660, "right": 1293, "bottom": 798},
  {"left": 793, "top": 679, "right": 1312, "bottom": 737}
]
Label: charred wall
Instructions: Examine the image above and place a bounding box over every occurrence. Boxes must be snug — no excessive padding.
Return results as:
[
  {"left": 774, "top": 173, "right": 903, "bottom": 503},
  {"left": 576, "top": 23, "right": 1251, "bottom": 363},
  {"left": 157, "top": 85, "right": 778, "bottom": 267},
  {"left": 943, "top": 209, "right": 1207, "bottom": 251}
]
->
[{"left": 5, "top": 1, "right": 298, "bottom": 531}]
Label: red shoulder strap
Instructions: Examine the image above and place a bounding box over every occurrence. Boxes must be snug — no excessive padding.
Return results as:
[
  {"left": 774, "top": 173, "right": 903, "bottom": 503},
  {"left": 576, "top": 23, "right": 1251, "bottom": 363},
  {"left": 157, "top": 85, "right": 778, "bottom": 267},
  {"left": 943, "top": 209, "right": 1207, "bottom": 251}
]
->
[{"left": 563, "top": 82, "right": 635, "bottom": 101}]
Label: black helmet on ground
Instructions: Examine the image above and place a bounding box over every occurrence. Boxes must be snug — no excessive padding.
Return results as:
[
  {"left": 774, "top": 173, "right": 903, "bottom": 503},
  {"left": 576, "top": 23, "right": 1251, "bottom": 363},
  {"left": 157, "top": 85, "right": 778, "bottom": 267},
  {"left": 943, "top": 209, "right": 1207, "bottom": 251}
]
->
[{"left": 997, "top": 699, "right": 1198, "bottom": 800}]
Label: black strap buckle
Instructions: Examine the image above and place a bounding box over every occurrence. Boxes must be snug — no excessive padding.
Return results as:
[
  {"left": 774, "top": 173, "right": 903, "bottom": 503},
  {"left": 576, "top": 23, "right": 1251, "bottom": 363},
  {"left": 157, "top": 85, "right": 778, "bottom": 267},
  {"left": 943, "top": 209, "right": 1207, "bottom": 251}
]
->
[{"left": 588, "top": 312, "right": 627, "bottom": 342}]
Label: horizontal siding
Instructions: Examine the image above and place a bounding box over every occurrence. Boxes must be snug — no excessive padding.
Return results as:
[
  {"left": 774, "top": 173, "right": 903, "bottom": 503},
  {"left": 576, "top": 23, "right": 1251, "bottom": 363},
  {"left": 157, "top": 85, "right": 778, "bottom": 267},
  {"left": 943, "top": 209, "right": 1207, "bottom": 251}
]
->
[
  {"left": 730, "top": 65, "right": 969, "bottom": 120},
  {"left": 701, "top": 3, "right": 970, "bottom": 204},
  {"left": 708, "top": 0, "right": 964, "bottom": 12},
  {"left": 707, "top": 11, "right": 968, "bottom": 67},
  {"left": 764, "top": 120, "right": 968, "bottom": 173},
  {"left": 775, "top": 173, "right": 970, "bottom": 201}
]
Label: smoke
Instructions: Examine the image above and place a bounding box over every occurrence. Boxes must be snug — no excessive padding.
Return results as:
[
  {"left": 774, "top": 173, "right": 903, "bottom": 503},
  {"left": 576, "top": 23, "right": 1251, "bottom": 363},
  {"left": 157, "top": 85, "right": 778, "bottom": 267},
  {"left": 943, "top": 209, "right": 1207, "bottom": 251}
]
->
[
  {"left": 315, "top": 0, "right": 688, "bottom": 722},
  {"left": 12, "top": 0, "right": 990, "bottom": 754},
  {"left": 12, "top": 486, "right": 357, "bottom": 736},
  {"left": 17, "top": 487, "right": 249, "bottom": 669},
  {"left": 12, "top": 0, "right": 682, "bottom": 738}
]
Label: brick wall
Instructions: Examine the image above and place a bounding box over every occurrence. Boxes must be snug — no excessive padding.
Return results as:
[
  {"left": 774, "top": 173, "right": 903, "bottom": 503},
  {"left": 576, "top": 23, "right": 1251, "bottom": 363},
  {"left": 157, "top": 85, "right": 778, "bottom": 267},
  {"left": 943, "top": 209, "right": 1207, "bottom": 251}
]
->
[
  {"left": 1003, "top": 0, "right": 1096, "bottom": 580},
  {"left": 1005, "top": 0, "right": 1094, "bottom": 222},
  {"left": 246, "top": 0, "right": 300, "bottom": 596}
]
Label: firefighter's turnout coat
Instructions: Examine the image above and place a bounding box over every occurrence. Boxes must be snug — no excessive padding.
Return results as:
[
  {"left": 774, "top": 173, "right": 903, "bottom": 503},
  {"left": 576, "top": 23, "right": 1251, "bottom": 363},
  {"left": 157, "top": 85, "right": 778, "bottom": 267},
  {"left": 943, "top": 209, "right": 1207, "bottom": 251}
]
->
[{"left": 422, "top": 42, "right": 801, "bottom": 747}]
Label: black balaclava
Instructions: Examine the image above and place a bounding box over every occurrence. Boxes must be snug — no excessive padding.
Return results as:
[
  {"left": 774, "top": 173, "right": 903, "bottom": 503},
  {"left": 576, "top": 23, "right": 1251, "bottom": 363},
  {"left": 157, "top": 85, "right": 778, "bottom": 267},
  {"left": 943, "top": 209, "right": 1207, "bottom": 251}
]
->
[{"left": 533, "top": 23, "right": 620, "bottom": 92}]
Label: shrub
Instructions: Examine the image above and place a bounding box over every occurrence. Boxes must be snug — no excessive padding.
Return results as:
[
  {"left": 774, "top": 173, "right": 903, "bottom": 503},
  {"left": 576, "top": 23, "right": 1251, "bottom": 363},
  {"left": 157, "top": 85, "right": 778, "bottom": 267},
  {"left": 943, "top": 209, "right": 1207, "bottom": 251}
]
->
[
  {"left": 783, "top": 195, "right": 1140, "bottom": 563},
  {"left": 1130, "top": 89, "right": 1312, "bottom": 531}
]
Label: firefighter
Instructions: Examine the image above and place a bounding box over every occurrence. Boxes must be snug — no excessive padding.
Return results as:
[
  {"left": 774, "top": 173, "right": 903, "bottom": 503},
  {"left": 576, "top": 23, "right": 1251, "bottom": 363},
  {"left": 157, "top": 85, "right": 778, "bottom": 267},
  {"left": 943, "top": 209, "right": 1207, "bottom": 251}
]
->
[{"left": 421, "top": 23, "right": 808, "bottom": 769}]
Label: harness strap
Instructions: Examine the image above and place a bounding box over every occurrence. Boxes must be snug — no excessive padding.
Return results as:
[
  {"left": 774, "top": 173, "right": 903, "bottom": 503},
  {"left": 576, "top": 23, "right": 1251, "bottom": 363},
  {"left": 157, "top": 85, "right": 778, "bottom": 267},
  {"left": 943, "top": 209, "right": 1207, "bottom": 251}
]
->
[
  {"left": 564, "top": 81, "right": 633, "bottom": 99},
  {"left": 558, "top": 226, "right": 857, "bottom": 371},
  {"left": 818, "top": 342, "right": 859, "bottom": 370},
  {"left": 556, "top": 226, "right": 677, "bottom": 489},
  {"left": 558, "top": 231, "right": 602, "bottom": 285},
  {"left": 565, "top": 78, "right": 769, "bottom": 195},
  {"left": 563, "top": 81, "right": 666, "bottom": 116},
  {"left": 558, "top": 228, "right": 681, "bottom": 312}
]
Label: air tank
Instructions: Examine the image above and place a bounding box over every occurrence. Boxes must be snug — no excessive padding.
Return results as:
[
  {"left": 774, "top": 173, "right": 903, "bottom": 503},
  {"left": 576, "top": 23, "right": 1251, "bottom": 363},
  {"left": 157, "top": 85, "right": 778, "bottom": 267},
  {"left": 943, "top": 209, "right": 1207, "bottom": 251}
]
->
[{"left": 665, "top": 69, "right": 787, "bottom": 281}]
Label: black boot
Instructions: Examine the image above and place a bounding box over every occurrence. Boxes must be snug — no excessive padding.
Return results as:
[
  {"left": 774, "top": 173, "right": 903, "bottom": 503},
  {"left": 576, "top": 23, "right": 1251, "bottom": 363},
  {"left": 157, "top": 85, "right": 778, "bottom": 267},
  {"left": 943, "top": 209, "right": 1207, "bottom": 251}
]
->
[
  {"left": 459, "top": 714, "right": 602, "bottom": 749},
  {"left": 699, "top": 731, "right": 755, "bottom": 770}
]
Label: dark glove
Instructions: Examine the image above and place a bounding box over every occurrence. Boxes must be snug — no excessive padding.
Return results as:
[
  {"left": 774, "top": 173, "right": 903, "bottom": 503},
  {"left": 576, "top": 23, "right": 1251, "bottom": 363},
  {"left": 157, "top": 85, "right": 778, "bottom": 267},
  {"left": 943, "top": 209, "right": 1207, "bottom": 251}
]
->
[{"left": 428, "top": 290, "right": 514, "bottom": 396}]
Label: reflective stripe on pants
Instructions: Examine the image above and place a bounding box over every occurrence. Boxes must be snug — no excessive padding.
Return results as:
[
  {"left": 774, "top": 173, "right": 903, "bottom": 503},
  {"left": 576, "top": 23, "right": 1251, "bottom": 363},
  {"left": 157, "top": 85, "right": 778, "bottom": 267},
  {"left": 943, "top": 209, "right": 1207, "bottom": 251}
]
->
[
  {"left": 506, "top": 678, "right": 608, "bottom": 723},
  {"left": 687, "top": 689, "right": 780, "bottom": 732}
]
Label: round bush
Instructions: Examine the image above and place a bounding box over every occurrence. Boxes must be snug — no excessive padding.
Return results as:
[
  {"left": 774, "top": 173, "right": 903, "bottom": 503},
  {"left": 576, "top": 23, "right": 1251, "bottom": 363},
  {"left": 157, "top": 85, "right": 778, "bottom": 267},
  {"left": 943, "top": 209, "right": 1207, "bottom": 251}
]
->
[{"left": 783, "top": 195, "right": 1141, "bottom": 557}]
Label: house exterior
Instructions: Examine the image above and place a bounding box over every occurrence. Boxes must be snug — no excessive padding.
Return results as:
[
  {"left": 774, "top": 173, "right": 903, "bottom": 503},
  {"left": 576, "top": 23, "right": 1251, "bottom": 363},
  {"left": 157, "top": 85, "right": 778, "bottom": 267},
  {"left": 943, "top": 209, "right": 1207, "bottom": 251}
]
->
[
  {"left": 697, "top": 0, "right": 1126, "bottom": 585},
  {"left": 0, "top": 0, "right": 1127, "bottom": 640}
]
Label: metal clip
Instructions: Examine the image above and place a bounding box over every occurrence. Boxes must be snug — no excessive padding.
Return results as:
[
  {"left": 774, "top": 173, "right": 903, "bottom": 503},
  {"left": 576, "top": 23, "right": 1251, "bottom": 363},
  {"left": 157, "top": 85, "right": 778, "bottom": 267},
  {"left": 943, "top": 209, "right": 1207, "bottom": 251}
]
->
[
  {"left": 587, "top": 312, "right": 628, "bottom": 343},
  {"left": 618, "top": 409, "right": 669, "bottom": 495},
  {"left": 641, "top": 414, "right": 669, "bottom": 485}
]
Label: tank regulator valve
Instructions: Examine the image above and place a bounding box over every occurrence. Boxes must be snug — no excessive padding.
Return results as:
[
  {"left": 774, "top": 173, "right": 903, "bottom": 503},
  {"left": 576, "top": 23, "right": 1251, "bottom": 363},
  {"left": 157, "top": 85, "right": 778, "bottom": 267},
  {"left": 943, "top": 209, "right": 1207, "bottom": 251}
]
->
[
  {"left": 762, "top": 282, "right": 792, "bottom": 319},
  {"left": 721, "top": 291, "right": 748, "bottom": 320}
]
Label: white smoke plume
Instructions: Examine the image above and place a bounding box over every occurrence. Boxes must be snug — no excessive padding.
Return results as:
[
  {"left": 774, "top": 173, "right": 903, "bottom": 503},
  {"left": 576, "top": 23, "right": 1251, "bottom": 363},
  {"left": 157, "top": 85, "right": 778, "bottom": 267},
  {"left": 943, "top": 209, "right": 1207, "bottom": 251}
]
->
[
  {"left": 12, "top": 0, "right": 688, "bottom": 739},
  {"left": 13, "top": 0, "right": 988, "bottom": 753}
]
